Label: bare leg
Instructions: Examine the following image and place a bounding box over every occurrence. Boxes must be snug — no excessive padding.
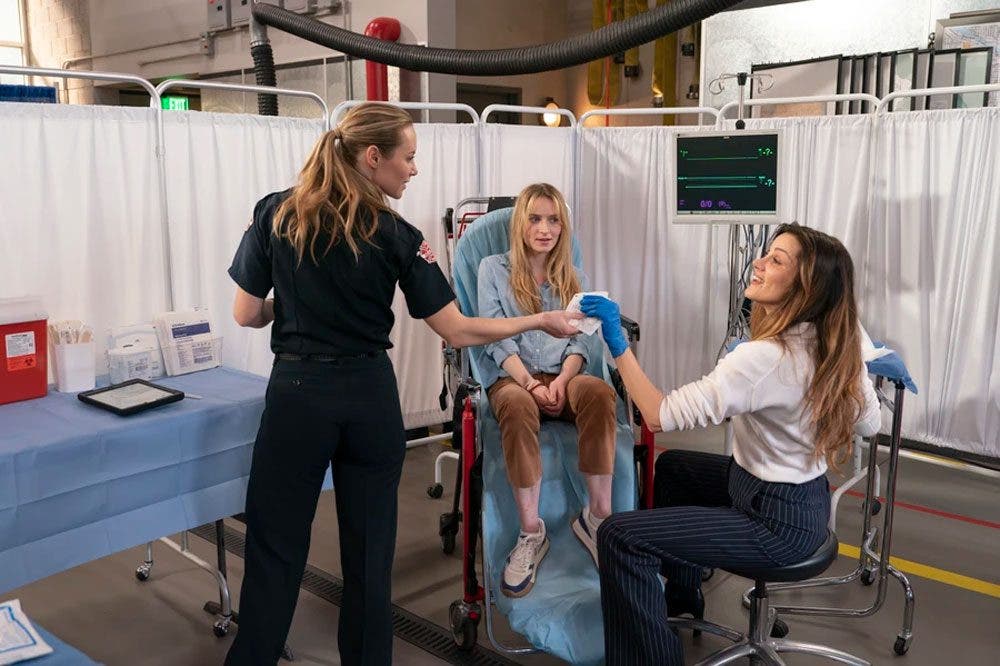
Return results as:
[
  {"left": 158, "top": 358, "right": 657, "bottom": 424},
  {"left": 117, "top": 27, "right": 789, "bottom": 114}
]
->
[
  {"left": 514, "top": 481, "right": 543, "bottom": 533},
  {"left": 585, "top": 473, "right": 613, "bottom": 519}
]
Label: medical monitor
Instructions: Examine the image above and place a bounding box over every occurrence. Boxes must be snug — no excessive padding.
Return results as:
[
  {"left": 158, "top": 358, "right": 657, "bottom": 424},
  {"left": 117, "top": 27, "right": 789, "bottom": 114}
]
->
[{"left": 670, "top": 129, "right": 784, "bottom": 225}]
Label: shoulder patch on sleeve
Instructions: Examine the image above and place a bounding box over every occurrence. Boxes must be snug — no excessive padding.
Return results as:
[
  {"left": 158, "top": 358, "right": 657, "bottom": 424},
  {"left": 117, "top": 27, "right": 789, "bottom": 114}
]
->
[{"left": 417, "top": 240, "right": 438, "bottom": 264}]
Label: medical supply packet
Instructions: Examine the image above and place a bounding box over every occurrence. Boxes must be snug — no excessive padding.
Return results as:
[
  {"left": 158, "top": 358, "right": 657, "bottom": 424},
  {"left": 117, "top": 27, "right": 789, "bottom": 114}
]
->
[
  {"left": 0, "top": 599, "right": 53, "bottom": 664},
  {"left": 154, "top": 309, "right": 222, "bottom": 376},
  {"left": 566, "top": 291, "right": 609, "bottom": 336},
  {"left": 107, "top": 323, "right": 165, "bottom": 383}
]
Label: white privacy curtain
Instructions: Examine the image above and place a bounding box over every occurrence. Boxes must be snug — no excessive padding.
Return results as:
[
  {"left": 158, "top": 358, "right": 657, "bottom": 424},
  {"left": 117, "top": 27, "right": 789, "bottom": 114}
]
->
[
  {"left": 867, "top": 108, "right": 1000, "bottom": 458},
  {"left": 734, "top": 115, "right": 875, "bottom": 269},
  {"left": 388, "top": 123, "right": 479, "bottom": 428},
  {"left": 0, "top": 103, "right": 170, "bottom": 373},
  {"left": 482, "top": 124, "right": 575, "bottom": 201},
  {"left": 577, "top": 126, "right": 731, "bottom": 393},
  {"left": 161, "top": 111, "right": 323, "bottom": 379}
]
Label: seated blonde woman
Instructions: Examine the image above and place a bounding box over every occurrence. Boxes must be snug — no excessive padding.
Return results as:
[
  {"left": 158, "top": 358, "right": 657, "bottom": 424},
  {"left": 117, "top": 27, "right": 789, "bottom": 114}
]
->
[{"left": 477, "top": 183, "right": 617, "bottom": 598}]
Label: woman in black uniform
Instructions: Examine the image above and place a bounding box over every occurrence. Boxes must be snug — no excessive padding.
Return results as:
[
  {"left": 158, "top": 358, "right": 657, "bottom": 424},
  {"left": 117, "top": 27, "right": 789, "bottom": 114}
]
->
[{"left": 225, "top": 103, "right": 581, "bottom": 666}]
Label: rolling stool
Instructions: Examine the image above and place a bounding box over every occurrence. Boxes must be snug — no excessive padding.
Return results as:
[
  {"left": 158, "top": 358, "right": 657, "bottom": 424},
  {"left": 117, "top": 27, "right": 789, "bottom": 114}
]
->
[{"left": 667, "top": 530, "right": 869, "bottom": 665}]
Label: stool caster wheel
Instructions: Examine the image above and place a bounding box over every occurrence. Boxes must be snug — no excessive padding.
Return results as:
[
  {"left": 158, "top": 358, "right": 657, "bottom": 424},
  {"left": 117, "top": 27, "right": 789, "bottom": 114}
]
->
[
  {"left": 894, "top": 635, "right": 911, "bottom": 655},
  {"left": 135, "top": 563, "right": 152, "bottom": 581},
  {"left": 701, "top": 568, "right": 714, "bottom": 582},
  {"left": 860, "top": 568, "right": 877, "bottom": 586},
  {"left": 449, "top": 600, "right": 480, "bottom": 651},
  {"left": 427, "top": 484, "right": 444, "bottom": 499},
  {"left": 213, "top": 617, "right": 231, "bottom": 637},
  {"left": 770, "top": 618, "right": 789, "bottom": 638}
]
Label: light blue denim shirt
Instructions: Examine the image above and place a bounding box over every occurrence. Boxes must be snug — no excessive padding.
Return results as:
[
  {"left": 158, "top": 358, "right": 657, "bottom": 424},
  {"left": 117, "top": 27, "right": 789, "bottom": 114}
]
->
[{"left": 477, "top": 252, "right": 590, "bottom": 389}]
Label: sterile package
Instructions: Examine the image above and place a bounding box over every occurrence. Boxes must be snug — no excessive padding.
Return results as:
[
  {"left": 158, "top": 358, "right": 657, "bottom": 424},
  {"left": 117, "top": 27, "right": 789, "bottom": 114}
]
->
[
  {"left": 154, "top": 309, "right": 222, "bottom": 376},
  {"left": 566, "top": 291, "right": 609, "bottom": 336},
  {"left": 0, "top": 599, "right": 53, "bottom": 665},
  {"left": 107, "top": 323, "right": 165, "bottom": 384}
]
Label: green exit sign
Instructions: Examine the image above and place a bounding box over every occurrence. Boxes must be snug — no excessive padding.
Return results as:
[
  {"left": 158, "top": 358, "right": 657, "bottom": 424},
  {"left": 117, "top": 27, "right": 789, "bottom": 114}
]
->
[{"left": 162, "top": 96, "right": 189, "bottom": 110}]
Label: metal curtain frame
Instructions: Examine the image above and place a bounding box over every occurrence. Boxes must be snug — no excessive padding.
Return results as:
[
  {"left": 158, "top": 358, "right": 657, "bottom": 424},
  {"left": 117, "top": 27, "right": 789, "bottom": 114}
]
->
[
  {"left": 331, "top": 100, "right": 482, "bottom": 195},
  {"left": 573, "top": 106, "right": 721, "bottom": 239},
  {"left": 331, "top": 99, "right": 480, "bottom": 124},
  {"left": 481, "top": 103, "right": 576, "bottom": 210},
  {"left": 156, "top": 79, "right": 332, "bottom": 129},
  {"left": 715, "top": 92, "right": 882, "bottom": 124}
]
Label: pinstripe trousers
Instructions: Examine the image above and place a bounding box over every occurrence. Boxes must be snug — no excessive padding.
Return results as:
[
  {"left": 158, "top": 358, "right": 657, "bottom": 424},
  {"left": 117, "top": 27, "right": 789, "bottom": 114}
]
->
[{"left": 598, "top": 450, "right": 830, "bottom": 665}]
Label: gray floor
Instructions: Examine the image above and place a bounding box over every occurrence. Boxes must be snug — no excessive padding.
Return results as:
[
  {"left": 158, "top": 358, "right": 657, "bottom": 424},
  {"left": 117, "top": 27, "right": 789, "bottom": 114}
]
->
[{"left": 7, "top": 426, "right": 1000, "bottom": 665}]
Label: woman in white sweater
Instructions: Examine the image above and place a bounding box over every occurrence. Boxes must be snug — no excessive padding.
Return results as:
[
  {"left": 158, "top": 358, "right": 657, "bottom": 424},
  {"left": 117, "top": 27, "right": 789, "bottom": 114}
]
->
[{"left": 580, "top": 223, "right": 881, "bottom": 666}]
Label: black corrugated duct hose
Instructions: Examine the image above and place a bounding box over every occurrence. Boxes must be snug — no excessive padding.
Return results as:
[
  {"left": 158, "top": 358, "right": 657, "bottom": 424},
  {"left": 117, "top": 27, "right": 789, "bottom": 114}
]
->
[
  {"left": 251, "top": 0, "right": 744, "bottom": 76},
  {"left": 250, "top": 17, "right": 278, "bottom": 116}
]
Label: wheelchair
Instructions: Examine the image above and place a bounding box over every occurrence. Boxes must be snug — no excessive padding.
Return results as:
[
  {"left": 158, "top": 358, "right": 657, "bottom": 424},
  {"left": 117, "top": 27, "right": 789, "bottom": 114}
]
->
[{"left": 431, "top": 199, "right": 653, "bottom": 664}]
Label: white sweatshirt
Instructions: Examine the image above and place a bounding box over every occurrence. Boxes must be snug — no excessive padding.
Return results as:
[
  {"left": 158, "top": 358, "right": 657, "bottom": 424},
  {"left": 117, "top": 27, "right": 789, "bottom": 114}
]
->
[{"left": 658, "top": 323, "right": 882, "bottom": 483}]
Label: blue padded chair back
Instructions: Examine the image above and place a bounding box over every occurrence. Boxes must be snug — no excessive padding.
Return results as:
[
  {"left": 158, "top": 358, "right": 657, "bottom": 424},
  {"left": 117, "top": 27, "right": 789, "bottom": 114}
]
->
[
  {"left": 452, "top": 207, "right": 595, "bottom": 384},
  {"left": 452, "top": 206, "right": 584, "bottom": 319}
]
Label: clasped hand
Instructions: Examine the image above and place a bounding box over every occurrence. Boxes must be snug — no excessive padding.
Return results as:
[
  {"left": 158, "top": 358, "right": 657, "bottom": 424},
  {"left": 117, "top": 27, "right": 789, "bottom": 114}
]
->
[{"left": 527, "top": 377, "right": 566, "bottom": 417}]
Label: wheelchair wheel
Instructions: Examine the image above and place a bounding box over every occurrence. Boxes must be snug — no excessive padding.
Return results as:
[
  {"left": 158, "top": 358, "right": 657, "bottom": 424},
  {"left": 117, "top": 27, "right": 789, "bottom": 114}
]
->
[
  {"left": 894, "top": 635, "right": 911, "bottom": 655},
  {"left": 449, "top": 600, "right": 479, "bottom": 651},
  {"left": 870, "top": 498, "right": 882, "bottom": 516},
  {"left": 861, "top": 568, "right": 877, "bottom": 586},
  {"left": 427, "top": 483, "right": 444, "bottom": 499}
]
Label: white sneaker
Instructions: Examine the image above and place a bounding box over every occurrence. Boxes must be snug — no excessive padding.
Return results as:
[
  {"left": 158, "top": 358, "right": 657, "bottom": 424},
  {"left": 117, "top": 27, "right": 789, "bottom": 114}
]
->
[
  {"left": 572, "top": 506, "right": 604, "bottom": 567},
  {"left": 501, "top": 521, "right": 549, "bottom": 598}
]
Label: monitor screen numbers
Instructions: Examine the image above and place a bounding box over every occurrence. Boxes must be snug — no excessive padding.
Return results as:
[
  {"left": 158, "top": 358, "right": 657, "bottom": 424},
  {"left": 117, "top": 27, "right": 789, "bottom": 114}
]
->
[{"left": 672, "top": 131, "right": 782, "bottom": 225}]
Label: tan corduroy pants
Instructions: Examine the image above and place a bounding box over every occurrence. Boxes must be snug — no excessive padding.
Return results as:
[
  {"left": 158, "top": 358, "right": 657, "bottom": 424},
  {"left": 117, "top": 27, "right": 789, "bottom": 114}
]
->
[{"left": 488, "top": 373, "right": 617, "bottom": 488}]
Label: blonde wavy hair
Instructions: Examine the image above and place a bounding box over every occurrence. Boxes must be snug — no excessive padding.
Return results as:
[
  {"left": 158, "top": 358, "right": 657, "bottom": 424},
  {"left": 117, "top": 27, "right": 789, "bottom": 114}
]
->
[
  {"left": 749, "top": 223, "right": 866, "bottom": 471},
  {"left": 507, "top": 183, "right": 580, "bottom": 315},
  {"left": 273, "top": 103, "right": 413, "bottom": 263}
]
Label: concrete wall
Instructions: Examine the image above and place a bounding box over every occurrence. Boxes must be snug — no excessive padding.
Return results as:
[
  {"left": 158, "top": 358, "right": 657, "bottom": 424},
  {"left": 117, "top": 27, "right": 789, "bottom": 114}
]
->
[
  {"left": 23, "top": 0, "right": 455, "bottom": 110},
  {"left": 24, "top": 0, "right": 115, "bottom": 104}
]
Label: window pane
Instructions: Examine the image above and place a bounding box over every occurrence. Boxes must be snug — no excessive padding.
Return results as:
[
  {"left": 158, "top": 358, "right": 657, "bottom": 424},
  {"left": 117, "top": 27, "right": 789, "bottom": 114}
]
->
[
  {"left": 0, "top": 0, "right": 22, "bottom": 43},
  {"left": 0, "top": 45, "right": 24, "bottom": 84}
]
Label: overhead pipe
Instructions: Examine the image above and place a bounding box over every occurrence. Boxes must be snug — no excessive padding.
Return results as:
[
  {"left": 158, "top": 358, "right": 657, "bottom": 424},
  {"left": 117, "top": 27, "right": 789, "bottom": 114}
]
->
[
  {"left": 250, "top": 0, "right": 744, "bottom": 76},
  {"left": 363, "top": 18, "right": 400, "bottom": 101}
]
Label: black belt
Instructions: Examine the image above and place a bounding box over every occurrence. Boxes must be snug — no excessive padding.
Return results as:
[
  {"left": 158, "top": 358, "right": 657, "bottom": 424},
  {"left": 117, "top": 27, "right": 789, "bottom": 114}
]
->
[{"left": 276, "top": 351, "right": 383, "bottom": 362}]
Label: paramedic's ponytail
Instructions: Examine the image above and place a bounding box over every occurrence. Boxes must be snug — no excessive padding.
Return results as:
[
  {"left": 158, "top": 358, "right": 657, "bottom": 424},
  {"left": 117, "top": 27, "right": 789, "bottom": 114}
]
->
[{"left": 274, "top": 103, "right": 413, "bottom": 263}]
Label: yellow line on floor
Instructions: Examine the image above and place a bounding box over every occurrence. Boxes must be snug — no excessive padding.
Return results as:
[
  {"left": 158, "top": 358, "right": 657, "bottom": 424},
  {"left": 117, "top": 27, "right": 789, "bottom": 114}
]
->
[{"left": 839, "top": 543, "right": 1000, "bottom": 598}]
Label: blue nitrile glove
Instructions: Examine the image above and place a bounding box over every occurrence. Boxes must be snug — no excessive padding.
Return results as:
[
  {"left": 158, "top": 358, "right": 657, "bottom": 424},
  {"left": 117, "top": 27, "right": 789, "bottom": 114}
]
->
[{"left": 581, "top": 295, "right": 628, "bottom": 358}]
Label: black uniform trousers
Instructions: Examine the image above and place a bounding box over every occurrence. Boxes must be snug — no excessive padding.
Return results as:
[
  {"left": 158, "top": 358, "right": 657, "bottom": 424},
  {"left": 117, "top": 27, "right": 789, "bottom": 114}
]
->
[
  {"left": 598, "top": 449, "right": 830, "bottom": 666},
  {"left": 225, "top": 353, "right": 405, "bottom": 666}
]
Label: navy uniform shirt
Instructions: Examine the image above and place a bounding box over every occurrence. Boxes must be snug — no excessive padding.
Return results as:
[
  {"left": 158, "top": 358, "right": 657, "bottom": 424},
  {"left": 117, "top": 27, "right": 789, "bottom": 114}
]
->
[{"left": 228, "top": 190, "right": 455, "bottom": 355}]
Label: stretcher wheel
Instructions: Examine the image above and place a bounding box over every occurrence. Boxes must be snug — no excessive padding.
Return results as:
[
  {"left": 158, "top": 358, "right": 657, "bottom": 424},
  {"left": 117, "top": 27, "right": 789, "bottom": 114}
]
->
[
  {"left": 213, "top": 617, "right": 231, "bottom": 637},
  {"left": 894, "top": 635, "right": 911, "bottom": 655},
  {"left": 441, "top": 531, "right": 456, "bottom": 555},
  {"left": 770, "top": 618, "right": 789, "bottom": 638},
  {"left": 449, "top": 600, "right": 479, "bottom": 651},
  {"left": 860, "top": 568, "right": 877, "bottom": 586},
  {"left": 427, "top": 483, "right": 444, "bottom": 499}
]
